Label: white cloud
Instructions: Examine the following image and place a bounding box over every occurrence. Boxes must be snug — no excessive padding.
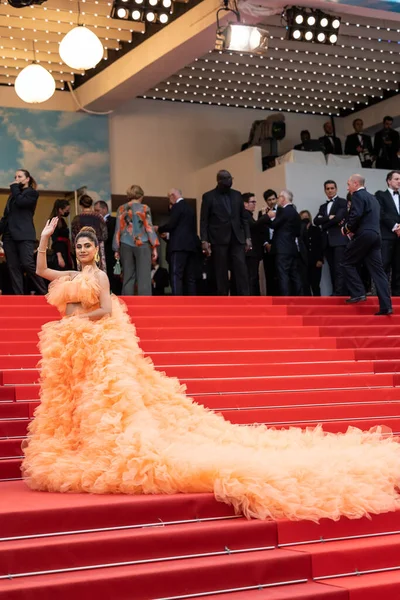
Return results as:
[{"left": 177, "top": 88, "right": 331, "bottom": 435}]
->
[{"left": 56, "top": 112, "right": 87, "bottom": 130}]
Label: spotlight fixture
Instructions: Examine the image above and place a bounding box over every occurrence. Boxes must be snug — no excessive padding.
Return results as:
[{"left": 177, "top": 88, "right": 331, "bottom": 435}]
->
[
  {"left": 8, "top": 0, "right": 46, "bottom": 6},
  {"left": 285, "top": 7, "right": 341, "bottom": 45},
  {"left": 111, "top": 0, "right": 173, "bottom": 23},
  {"left": 215, "top": 0, "right": 269, "bottom": 55}
]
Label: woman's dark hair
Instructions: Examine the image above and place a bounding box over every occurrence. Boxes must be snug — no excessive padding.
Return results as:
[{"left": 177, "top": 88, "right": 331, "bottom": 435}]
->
[
  {"left": 75, "top": 226, "right": 98, "bottom": 247},
  {"left": 79, "top": 195, "right": 94, "bottom": 209},
  {"left": 49, "top": 199, "right": 70, "bottom": 219},
  {"left": 18, "top": 169, "right": 37, "bottom": 189}
]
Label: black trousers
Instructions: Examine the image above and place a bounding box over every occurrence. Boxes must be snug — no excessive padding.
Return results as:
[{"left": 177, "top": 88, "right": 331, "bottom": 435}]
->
[
  {"left": 325, "top": 244, "right": 346, "bottom": 295},
  {"left": 262, "top": 251, "right": 279, "bottom": 296},
  {"left": 275, "top": 254, "right": 304, "bottom": 296},
  {"left": 305, "top": 264, "right": 322, "bottom": 296},
  {"left": 381, "top": 239, "right": 400, "bottom": 296},
  {"left": 212, "top": 238, "right": 249, "bottom": 296},
  {"left": 170, "top": 251, "right": 197, "bottom": 295},
  {"left": 3, "top": 235, "right": 47, "bottom": 295},
  {"left": 342, "top": 231, "right": 391, "bottom": 311},
  {"left": 246, "top": 256, "right": 261, "bottom": 296}
]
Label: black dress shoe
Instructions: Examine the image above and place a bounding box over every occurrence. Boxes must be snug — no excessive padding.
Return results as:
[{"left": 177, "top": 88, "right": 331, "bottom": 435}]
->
[
  {"left": 345, "top": 295, "right": 367, "bottom": 304},
  {"left": 375, "top": 308, "right": 393, "bottom": 316}
]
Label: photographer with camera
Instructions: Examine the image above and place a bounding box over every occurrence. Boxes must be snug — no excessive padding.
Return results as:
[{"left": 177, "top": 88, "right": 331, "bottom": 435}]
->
[
  {"left": 374, "top": 116, "right": 400, "bottom": 170},
  {"left": 345, "top": 119, "right": 373, "bottom": 168},
  {"left": 0, "top": 169, "right": 47, "bottom": 295}
]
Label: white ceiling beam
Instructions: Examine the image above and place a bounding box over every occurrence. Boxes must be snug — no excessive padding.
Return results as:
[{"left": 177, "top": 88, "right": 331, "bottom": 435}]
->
[
  {"left": 0, "top": 29, "right": 121, "bottom": 49},
  {"left": 0, "top": 56, "right": 84, "bottom": 73}
]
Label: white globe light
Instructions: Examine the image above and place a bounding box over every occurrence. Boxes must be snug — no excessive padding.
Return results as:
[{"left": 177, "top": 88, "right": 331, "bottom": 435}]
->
[
  {"left": 15, "top": 64, "right": 56, "bottom": 104},
  {"left": 59, "top": 26, "right": 104, "bottom": 70}
]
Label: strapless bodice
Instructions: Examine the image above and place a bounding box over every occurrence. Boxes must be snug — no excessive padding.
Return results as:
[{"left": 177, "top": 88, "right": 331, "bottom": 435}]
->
[{"left": 47, "top": 267, "right": 101, "bottom": 315}]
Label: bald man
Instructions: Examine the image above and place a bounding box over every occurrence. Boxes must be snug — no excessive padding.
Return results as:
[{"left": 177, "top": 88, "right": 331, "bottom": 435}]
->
[
  {"left": 342, "top": 175, "right": 392, "bottom": 315},
  {"left": 156, "top": 189, "right": 198, "bottom": 295}
]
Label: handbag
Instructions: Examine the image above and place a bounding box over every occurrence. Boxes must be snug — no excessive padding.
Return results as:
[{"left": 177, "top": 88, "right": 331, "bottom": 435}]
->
[{"left": 113, "top": 259, "right": 121, "bottom": 276}]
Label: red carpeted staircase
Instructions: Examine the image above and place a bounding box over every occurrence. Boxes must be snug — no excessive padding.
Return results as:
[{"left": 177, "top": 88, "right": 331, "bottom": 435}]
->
[{"left": 1, "top": 295, "right": 400, "bottom": 599}]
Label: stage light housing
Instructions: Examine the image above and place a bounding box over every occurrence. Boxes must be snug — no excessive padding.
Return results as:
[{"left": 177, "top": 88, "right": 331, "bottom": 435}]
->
[
  {"left": 286, "top": 7, "right": 341, "bottom": 45},
  {"left": 111, "top": 0, "right": 173, "bottom": 23},
  {"left": 215, "top": 23, "right": 269, "bottom": 55}
]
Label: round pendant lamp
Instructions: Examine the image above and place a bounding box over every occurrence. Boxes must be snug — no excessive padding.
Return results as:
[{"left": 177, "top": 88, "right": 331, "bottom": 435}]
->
[
  {"left": 15, "top": 64, "right": 56, "bottom": 104},
  {"left": 59, "top": 25, "right": 104, "bottom": 70}
]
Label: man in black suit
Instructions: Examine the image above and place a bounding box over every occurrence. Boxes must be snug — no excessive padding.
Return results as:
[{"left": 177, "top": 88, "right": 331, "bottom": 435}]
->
[
  {"left": 345, "top": 118, "right": 373, "bottom": 168},
  {"left": 94, "top": 200, "right": 121, "bottom": 295},
  {"left": 319, "top": 121, "right": 342, "bottom": 155},
  {"left": 314, "top": 180, "right": 348, "bottom": 295},
  {"left": 260, "top": 190, "right": 303, "bottom": 296},
  {"left": 151, "top": 254, "right": 169, "bottom": 295},
  {"left": 342, "top": 174, "right": 392, "bottom": 315},
  {"left": 200, "top": 170, "right": 251, "bottom": 296},
  {"left": 294, "top": 130, "right": 311, "bottom": 151},
  {"left": 374, "top": 116, "right": 400, "bottom": 171},
  {"left": 157, "top": 188, "right": 198, "bottom": 295},
  {"left": 0, "top": 172, "right": 47, "bottom": 295},
  {"left": 299, "top": 210, "right": 324, "bottom": 296},
  {"left": 242, "top": 193, "right": 265, "bottom": 295},
  {"left": 258, "top": 189, "right": 279, "bottom": 295},
  {"left": 375, "top": 170, "right": 400, "bottom": 295}
]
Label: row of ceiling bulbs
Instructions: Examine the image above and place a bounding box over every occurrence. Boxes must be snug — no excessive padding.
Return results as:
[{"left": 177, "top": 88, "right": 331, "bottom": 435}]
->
[{"left": 15, "top": 26, "right": 104, "bottom": 103}]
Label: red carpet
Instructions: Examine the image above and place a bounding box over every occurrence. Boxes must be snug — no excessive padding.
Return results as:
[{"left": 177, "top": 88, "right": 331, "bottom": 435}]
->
[{"left": 1, "top": 295, "right": 400, "bottom": 599}]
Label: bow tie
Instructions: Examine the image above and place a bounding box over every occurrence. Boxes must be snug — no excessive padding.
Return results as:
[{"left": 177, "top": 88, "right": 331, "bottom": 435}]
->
[
  {"left": 393, "top": 191, "right": 399, "bottom": 197},
  {"left": 327, "top": 199, "right": 334, "bottom": 203}
]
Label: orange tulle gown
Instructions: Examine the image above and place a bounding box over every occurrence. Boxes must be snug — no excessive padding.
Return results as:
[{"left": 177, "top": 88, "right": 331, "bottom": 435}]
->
[{"left": 22, "top": 267, "right": 400, "bottom": 522}]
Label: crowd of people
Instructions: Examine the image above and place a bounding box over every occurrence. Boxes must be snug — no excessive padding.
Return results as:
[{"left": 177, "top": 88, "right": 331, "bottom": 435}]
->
[
  {"left": 294, "top": 116, "right": 400, "bottom": 170},
  {"left": 0, "top": 166, "right": 399, "bottom": 306}
]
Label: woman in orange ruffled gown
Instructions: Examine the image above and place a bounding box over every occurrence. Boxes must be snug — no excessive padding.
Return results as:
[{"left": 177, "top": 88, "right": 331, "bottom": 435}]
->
[{"left": 22, "top": 218, "right": 400, "bottom": 522}]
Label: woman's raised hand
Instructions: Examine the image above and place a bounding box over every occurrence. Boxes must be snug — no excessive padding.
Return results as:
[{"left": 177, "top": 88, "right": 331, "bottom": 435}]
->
[{"left": 41, "top": 217, "right": 59, "bottom": 238}]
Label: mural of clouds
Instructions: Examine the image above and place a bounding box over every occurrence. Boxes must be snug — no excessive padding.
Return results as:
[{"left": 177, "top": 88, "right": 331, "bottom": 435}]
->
[
  {"left": 325, "top": 0, "right": 400, "bottom": 10},
  {"left": 0, "top": 108, "right": 110, "bottom": 200}
]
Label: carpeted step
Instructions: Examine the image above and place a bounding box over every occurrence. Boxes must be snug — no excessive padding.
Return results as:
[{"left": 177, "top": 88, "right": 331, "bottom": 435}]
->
[
  {"left": 338, "top": 337, "right": 400, "bottom": 349},
  {"left": 0, "top": 438, "right": 24, "bottom": 458},
  {"left": 319, "top": 570, "right": 400, "bottom": 600},
  {"left": 212, "top": 582, "right": 348, "bottom": 599},
  {"left": 0, "top": 481, "right": 237, "bottom": 538},
  {"left": 277, "top": 508, "right": 400, "bottom": 545},
  {"left": 0, "top": 548, "right": 311, "bottom": 600},
  {"left": 0, "top": 360, "right": 375, "bottom": 384},
  {"left": 291, "top": 533, "right": 400, "bottom": 579},
  {"left": 0, "top": 458, "right": 21, "bottom": 480},
  {"left": 0, "top": 518, "right": 277, "bottom": 577}
]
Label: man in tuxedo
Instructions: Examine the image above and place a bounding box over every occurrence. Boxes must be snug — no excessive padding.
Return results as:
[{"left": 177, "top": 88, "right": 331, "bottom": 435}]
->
[
  {"left": 294, "top": 130, "right": 311, "bottom": 151},
  {"left": 94, "top": 201, "right": 121, "bottom": 295},
  {"left": 200, "top": 170, "right": 251, "bottom": 296},
  {"left": 242, "top": 193, "right": 265, "bottom": 295},
  {"left": 258, "top": 189, "right": 279, "bottom": 295},
  {"left": 342, "top": 174, "right": 392, "bottom": 315},
  {"left": 314, "top": 180, "right": 348, "bottom": 295},
  {"left": 156, "top": 189, "right": 197, "bottom": 295},
  {"left": 375, "top": 171, "right": 400, "bottom": 295},
  {"left": 259, "top": 190, "right": 303, "bottom": 296},
  {"left": 374, "top": 116, "right": 400, "bottom": 170},
  {"left": 345, "top": 119, "right": 373, "bottom": 168},
  {"left": 319, "top": 121, "right": 342, "bottom": 155}
]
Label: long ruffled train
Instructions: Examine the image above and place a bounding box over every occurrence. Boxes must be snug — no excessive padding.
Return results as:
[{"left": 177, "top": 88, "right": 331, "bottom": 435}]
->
[{"left": 22, "top": 296, "right": 400, "bottom": 522}]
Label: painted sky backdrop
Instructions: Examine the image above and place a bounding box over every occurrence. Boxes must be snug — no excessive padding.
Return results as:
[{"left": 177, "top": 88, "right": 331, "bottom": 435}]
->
[
  {"left": 0, "top": 108, "right": 110, "bottom": 201},
  {"left": 326, "top": 0, "right": 400, "bottom": 10}
]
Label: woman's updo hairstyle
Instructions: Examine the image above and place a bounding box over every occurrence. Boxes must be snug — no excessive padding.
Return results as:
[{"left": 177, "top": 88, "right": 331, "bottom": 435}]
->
[
  {"left": 79, "top": 194, "right": 93, "bottom": 209},
  {"left": 75, "top": 226, "right": 99, "bottom": 247}
]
